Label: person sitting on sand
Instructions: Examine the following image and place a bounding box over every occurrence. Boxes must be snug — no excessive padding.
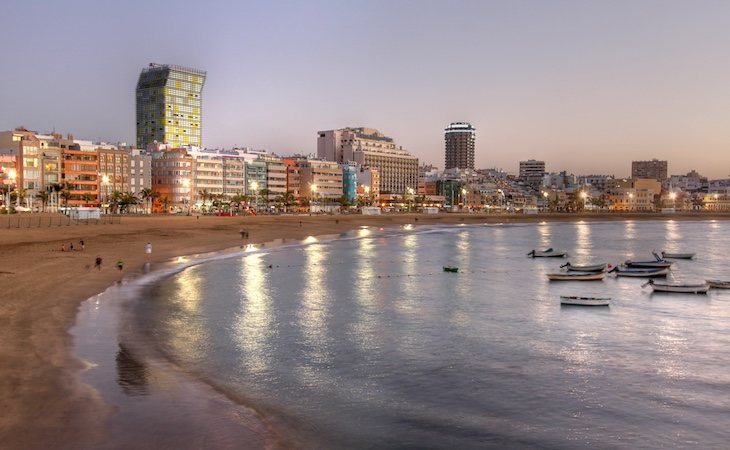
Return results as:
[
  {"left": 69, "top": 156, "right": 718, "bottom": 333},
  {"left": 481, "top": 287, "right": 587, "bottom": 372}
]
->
[{"left": 116, "top": 260, "right": 124, "bottom": 271}]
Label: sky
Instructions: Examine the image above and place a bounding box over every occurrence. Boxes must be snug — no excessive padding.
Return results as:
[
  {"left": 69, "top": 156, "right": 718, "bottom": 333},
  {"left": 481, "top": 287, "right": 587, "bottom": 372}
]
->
[{"left": 1, "top": 0, "right": 729, "bottom": 178}]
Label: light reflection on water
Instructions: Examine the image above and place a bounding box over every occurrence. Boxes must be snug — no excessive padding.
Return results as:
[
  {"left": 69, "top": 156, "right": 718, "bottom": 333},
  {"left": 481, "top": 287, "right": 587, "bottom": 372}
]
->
[{"left": 135, "top": 220, "right": 730, "bottom": 448}]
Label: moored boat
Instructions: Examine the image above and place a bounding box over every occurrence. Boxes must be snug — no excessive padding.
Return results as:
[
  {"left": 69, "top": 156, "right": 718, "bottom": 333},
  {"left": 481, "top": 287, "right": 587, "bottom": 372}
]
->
[
  {"left": 443, "top": 266, "right": 459, "bottom": 273},
  {"left": 661, "top": 251, "right": 696, "bottom": 259},
  {"left": 706, "top": 279, "right": 730, "bottom": 289},
  {"left": 547, "top": 272, "right": 605, "bottom": 281},
  {"left": 560, "top": 262, "right": 607, "bottom": 272},
  {"left": 528, "top": 248, "right": 568, "bottom": 258},
  {"left": 642, "top": 279, "right": 709, "bottom": 294},
  {"left": 560, "top": 296, "right": 610, "bottom": 306},
  {"left": 609, "top": 267, "right": 669, "bottom": 278},
  {"left": 624, "top": 260, "right": 673, "bottom": 268}
]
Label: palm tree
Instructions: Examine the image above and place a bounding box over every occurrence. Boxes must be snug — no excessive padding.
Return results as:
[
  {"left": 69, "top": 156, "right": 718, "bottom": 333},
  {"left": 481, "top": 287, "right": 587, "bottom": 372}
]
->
[
  {"left": 60, "top": 183, "right": 73, "bottom": 208},
  {"left": 280, "top": 192, "right": 297, "bottom": 213},
  {"left": 230, "top": 193, "right": 247, "bottom": 213},
  {"left": 16, "top": 188, "right": 27, "bottom": 208},
  {"left": 49, "top": 183, "right": 63, "bottom": 212},
  {"left": 120, "top": 192, "right": 138, "bottom": 213},
  {"left": 198, "top": 189, "right": 210, "bottom": 209},
  {"left": 109, "top": 190, "right": 122, "bottom": 214},
  {"left": 81, "top": 192, "right": 93, "bottom": 206},
  {"left": 160, "top": 196, "right": 171, "bottom": 213},
  {"left": 258, "top": 188, "right": 270, "bottom": 211},
  {"left": 139, "top": 188, "right": 154, "bottom": 214}
]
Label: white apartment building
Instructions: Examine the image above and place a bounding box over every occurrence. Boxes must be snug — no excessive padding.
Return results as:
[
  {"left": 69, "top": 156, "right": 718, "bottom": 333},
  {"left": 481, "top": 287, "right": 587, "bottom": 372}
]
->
[{"left": 317, "top": 127, "right": 418, "bottom": 194}]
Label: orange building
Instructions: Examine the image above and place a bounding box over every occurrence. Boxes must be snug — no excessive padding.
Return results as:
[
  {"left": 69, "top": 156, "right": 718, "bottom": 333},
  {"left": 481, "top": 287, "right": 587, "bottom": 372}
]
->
[
  {"left": 61, "top": 146, "right": 99, "bottom": 206},
  {"left": 151, "top": 147, "right": 193, "bottom": 212}
]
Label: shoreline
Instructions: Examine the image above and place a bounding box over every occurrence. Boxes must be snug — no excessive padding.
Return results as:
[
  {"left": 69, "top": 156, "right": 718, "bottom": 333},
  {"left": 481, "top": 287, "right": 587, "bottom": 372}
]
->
[{"left": 1, "top": 212, "right": 729, "bottom": 448}]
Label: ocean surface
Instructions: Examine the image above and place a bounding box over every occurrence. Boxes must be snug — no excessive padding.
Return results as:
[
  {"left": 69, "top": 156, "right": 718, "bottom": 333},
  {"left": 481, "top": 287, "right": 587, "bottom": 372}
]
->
[{"left": 74, "top": 220, "right": 730, "bottom": 449}]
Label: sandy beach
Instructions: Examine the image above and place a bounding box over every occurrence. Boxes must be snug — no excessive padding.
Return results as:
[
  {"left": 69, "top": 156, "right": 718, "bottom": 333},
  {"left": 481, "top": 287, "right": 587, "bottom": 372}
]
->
[{"left": 0, "top": 211, "right": 727, "bottom": 448}]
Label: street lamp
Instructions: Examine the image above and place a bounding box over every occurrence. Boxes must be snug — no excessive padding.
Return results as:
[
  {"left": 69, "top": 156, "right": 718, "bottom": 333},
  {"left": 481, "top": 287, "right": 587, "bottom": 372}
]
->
[
  {"left": 6, "top": 168, "right": 16, "bottom": 211},
  {"left": 182, "top": 178, "right": 191, "bottom": 215},
  {"left": 101, "top": 174, "right": 109, "bottom": 213},
  {"left": 250, "top": 180, "right": 259, "bottom": 213},
  {"left": 669, "top": 191, "right": 677, "bottom": 210},
  {"left": 461, "top": 188, "right": 467, "bottom": 209},
  {"left": 310, "top": 182, "right": 317, "bottom": 213},
  {"left": 580, "top": 191, "right": 588, "bottom": 211},
  {"left": 407, "top": 187, "right": 414, "bottom": 212}
]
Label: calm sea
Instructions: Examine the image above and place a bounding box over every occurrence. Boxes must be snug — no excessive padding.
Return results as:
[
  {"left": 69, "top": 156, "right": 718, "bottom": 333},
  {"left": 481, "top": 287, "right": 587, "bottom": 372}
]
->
[{"left": 74, "top": 220, "right": 730, "bottom": 449}]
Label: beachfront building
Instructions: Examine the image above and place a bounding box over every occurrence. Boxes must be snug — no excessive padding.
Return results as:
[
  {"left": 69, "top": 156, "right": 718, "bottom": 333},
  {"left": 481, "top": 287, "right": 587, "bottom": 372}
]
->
[
  {"left": 356, "top": 166, "right": 380, "bottom": 203},
  {"left": 444, "top": 122, "right": 476, "bottom": 170},
  {"left": 98, "top": 147, "right": 130, "bottom": 205},
  {"left": 317, "top": 127, "right": 418, "bottom": 194},
  {"left": 702, "top": 191, "right": 730, "bottom": 211},
  {"left": 190, "top": 147, "right": 224, "bottom": 205},
  {"left": 299, "top": 159, "right": 343, "bottom": 208},
  {"left": 245, "top": 160, "right": 267, "bottom": 209},
  {"left": 632, "top": 159, "right": 667, "bottom": 181},
  {"left": 150, "top": 147, "right": 193, "bottom": 213},
  {"left": 130, "top": 148, "right": 152, "bottom": 196},
  {"left": 518, "top": 159, "right": 545, "bottom": 190},
  {"left": 136, "top": 63, "right": 206, "bottom": 149},
  {"left": 259, "top": 154, "right": 287, "bottom": 201},
  {"left": 61, "top": 145, "right": 99, "bottom": 206}
]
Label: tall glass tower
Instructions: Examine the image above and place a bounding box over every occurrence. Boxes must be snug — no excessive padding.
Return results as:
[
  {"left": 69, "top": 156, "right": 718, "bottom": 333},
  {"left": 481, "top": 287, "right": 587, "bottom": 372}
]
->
[
  {"left": 444, "top": 122, "right": 476, "bottom": 170},
  {"left": 136, "top": 63, "right": 206, "bottom": 149}
]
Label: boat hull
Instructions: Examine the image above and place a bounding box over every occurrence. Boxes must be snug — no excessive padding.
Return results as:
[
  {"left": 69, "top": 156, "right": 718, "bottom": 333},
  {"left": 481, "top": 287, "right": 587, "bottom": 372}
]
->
[
  {"left": 562, "top": 263, "right": 607, "bottom": 272},
  {"left": 614, "top": 268, "right": 669, "bottom": 278},
  {"left": 547, "top": 272, "right": 605, "bottom": 281},
  {"left": 648, "top": 283, "right": 709, "bottom": 294},
  {"left": 560, "top": 296, "right": 610, "bottom": 306},
  {"left": 661, "top": 252, "right": 695, "bottom": 259},
  {"left": 706, "top": 280, "right": 730, "bottom": 289}
]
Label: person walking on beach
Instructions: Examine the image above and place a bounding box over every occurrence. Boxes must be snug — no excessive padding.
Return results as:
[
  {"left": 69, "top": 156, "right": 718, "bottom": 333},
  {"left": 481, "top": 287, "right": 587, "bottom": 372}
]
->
[
  {"left": 61, "top": 244, "right": 66, "bottom": 252},
  {"left": 94, "top": 256, "right": 102, "bottom": 271},
  {"left": 145, "top": 242, "right": 152, "bottom": 258},
  {"left": 116, "top": 260, "right": 124, "bottom": 272},
  {"left": 69, "top": 242, "right": 74, "bottom": 251},
  {"left": 80, "top": 240, "right": 85, "bottom": 251}
]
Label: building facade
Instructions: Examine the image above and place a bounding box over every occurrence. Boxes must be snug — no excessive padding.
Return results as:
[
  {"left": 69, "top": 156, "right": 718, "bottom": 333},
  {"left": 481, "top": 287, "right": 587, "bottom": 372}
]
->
[
  {"left": 136, "top": 63, "right": 206, "bottom": 149},
  {"left": 632, "top": 159, "right": 668, "bottom": 181},
  {"left": 317, "top": 127, "right": 418, "bottom": 194},
  {"left": 151, "top": 147, "right": 193, "bottom": 212},
  {"left": 444, "top": 122, "right": 476, "bottom": 170},
  {"left": 519, "top": 159, "right": 546, "bottom": 190}
]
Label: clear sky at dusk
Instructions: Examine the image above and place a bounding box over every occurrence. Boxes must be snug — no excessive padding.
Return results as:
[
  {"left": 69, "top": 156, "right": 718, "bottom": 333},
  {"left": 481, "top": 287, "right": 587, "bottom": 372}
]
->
[{"left": 1, "top": 0, "right": 729, "bottom": 177}]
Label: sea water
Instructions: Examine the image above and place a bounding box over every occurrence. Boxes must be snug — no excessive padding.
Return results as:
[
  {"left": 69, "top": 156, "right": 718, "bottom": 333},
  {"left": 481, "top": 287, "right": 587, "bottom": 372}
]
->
[{"left": 76, "top": 220, "right": 730, "bottom": 449}]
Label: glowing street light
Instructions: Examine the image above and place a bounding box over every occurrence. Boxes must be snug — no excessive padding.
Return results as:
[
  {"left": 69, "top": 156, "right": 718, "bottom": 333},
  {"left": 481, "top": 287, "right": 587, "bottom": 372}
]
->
[
  {"left": 101, "top": 174, "right": 110, "bottom": 212},
  {"left": 182, "top": 178, "right": 191, "bottom": 215},
  {"left": 250, "top": 180, "right": 259, "bottom": 212},
  {"left": 310, "top": 182, "right": 316, "bottom": 212}
]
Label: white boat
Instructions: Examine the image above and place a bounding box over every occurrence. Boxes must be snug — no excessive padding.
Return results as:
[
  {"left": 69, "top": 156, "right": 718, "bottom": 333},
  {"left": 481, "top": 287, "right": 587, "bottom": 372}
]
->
[
  {"left": 661, "top": 251, "right": 696, "bottom": 259},
  {"left": 528, "top": 248, "right": 568, "bottom": 258},
  {"left": 642, "top": 280, "right": 709, "bottom": 294},
  {"left": 560, "top": 262, "right": 607, "bottom": 272},
  {"left": 610, "top": 267, "right": 669, "bottom": 278},
  {"left": 624, "top": 259, "right": 673, "bottom": 268},
  {"left": 706, "top": 279, "right": 730, "bottom": 289},
  {"left": 547, "top": 272, "right": 605, "bottom": 281},
  {"left": 560, "top": 296, "right": 610, "bottom": 306}
]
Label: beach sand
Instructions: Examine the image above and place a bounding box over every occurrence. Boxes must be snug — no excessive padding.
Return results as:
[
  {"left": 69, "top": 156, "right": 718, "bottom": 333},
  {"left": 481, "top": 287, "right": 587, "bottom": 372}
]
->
[{"left": 0, "top": 211, "right": 726, "bottom": 448}]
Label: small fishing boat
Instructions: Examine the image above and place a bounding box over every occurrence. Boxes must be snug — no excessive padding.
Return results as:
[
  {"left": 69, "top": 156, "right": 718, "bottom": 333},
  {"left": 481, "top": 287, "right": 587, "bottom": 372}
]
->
[
  {"left": 661, "top": 251, "right": 696, "bottom": 259},
  {"left": 560, "top": 296, "right": 610, "bottom": 306},
  {"left": 642, "top": 279, "right": 709, "bottom": 294},
  {"left": 609, "top": 267, "right": 669, "bottom": 278},
  {"left": 706, "top": 279, "right": 730, "bottom": 289},
  {"left": 547, "top": 272, "right": 605, "bottom": 281},
  {"left": 528, "top": 248, "right": 568, "bottom": 258},
  {"left": 560, "top": 262, "right": 607, "bottom": 272},
  {"left": 624, "top": 259, "right": 673, "bottom": 268},
  {"left": 443, "top": 266, "right": 459, "bottom": 273}
]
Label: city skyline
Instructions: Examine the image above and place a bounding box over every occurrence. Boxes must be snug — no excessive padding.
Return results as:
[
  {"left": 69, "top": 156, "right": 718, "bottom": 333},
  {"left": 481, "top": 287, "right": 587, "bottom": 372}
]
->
[{"left": 2, "top": 1, "right": 730, "bottom": 177}]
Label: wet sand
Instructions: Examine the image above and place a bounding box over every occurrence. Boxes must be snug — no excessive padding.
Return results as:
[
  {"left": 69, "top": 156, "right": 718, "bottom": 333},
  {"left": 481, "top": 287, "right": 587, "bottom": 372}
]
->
[{"left": 0, "top": 211, "right": 727, "bottom": 448}]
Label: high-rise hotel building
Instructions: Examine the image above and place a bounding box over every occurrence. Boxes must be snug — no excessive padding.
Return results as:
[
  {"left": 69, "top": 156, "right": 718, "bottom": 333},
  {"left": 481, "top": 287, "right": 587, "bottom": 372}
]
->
[
  {"left": 136, "top": 63, "right": 206, "bottom": 149},
  {"left": 444, "top": 122, "right": 476, "bottom": 170},
  {"left": 317, "top": 127, "right": 418, "bottom": 194}
]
